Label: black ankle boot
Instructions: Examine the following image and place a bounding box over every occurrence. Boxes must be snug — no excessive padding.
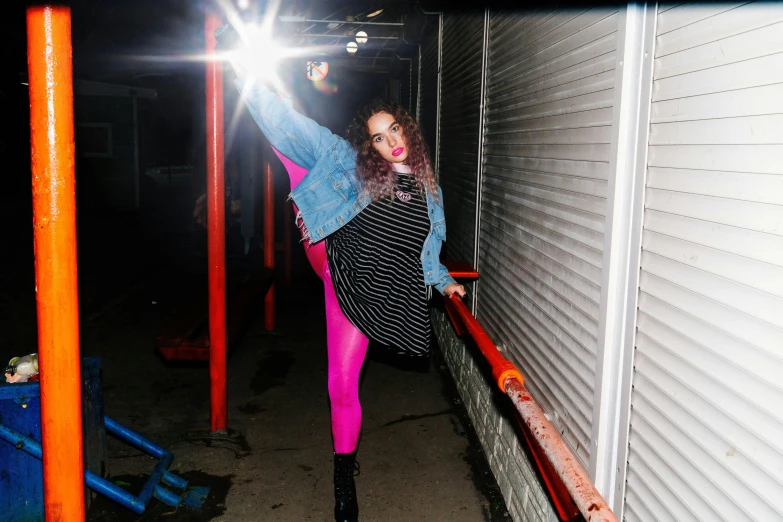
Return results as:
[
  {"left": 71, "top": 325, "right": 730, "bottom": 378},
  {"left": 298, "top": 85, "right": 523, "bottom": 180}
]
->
[{"left": 333, "top": 451, "right": 359, "bottom": 522}]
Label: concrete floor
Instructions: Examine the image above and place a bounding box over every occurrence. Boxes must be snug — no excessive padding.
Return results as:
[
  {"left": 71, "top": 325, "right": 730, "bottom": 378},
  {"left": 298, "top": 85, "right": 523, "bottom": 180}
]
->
[{"left": 78, "top": 271, "right": 509, "bottom": 522}]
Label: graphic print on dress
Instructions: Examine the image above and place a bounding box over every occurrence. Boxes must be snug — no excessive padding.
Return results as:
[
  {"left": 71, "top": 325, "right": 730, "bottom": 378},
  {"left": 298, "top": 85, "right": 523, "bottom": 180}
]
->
[{"left": 395, "top": 190, "right": 411, "bottom": 202}]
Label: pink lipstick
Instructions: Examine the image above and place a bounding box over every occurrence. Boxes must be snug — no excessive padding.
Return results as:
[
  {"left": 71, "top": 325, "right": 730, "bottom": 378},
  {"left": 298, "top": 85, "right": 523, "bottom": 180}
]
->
[{"left": 392, "top": 147, "right": 405, "bottom": 157}]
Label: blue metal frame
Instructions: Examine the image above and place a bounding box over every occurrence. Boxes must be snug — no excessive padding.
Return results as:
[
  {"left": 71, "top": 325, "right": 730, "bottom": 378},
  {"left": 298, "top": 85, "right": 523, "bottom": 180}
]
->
[{"left": 0, "top": 414, "right": 209, "bottom": 515}]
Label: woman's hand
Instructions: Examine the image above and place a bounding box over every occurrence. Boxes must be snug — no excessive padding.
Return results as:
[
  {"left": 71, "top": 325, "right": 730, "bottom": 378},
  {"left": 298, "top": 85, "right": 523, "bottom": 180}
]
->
[{"left": 444, "top": 283, "right": 466, "bottom": 298}]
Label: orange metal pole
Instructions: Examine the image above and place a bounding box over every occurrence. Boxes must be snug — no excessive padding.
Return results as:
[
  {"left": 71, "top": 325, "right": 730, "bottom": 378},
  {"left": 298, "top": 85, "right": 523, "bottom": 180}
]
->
[
  {"left": 205, "top": 12, "right": 227, "bottom": 433},
  {"left": 263, "top": 160, "right": 275, "bottom": 329},
  {"left": 26, "top": 5, "right": 86, "bottom": 520},
  {"left": 446, "top": 294, "right": 523, "bottom": 391}
]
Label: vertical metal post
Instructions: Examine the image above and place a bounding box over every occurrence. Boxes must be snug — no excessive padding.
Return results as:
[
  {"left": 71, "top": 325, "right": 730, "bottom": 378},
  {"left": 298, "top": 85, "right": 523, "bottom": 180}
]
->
[
  {"left": 263, "top": 160, "right": 275, "bottom": 330},
  {"left": 472, "top": 8, "right": 490, "bottom": 315},
  {"left": 205, "top": 12, "right": 227, "bottom": 434},
  {"left": 26, "top": 5, "right": 86, "bottom": 520},
  {"left": 590, "top": 4, "right": 657, "bottom": 514}
]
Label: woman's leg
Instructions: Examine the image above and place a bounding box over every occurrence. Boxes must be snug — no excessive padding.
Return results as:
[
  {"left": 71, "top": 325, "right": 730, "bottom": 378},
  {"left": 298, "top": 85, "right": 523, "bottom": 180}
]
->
[
  {"left": 324, "top": 265, "right": 366, "bottom": 522},
  {"left": 271, "top": 147, "right": 327, "bottom": 275},
  {"left": 323, "top": 265, "right": 369, "bottom": 453},
  {"left": 271, "top": 147, "right": 368, "bottom": 453},
  {"left": 272, "top": 147, "right": 309, "bottom": 189}
]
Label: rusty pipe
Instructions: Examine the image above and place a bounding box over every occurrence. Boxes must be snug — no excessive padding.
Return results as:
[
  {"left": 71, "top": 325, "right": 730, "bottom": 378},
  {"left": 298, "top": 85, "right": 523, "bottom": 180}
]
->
[
  {"left": 445, "top": 292, "right": 616, "bottom": 521},
  {"left": 26, "top": 5, "right": 86, "bottom": 520},
  {"left": 506, "top": 378, "right": 618, "bottom": 522}
]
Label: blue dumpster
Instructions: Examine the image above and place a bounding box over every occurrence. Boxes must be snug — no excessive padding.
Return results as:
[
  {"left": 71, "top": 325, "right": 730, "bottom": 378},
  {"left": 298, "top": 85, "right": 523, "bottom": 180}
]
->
[{"left": 0, "top": 357, "right": 107, "bottom": 522}]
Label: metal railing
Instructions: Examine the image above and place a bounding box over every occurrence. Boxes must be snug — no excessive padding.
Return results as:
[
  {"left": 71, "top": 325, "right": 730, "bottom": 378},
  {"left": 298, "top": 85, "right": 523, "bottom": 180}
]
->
[{"left": 443, "top": 293, "right": 618, "bottom": 522}]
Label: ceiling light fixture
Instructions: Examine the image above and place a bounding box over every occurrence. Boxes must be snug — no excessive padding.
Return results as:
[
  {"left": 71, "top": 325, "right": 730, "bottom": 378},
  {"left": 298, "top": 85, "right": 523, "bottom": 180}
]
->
[
  {"left": 355, "top": 31, "right": 368, "bottom": 44},
  {"left": 367, "top": 9, "right": 383, "bottom": 18},
  {"left": 346, "top": 41, "right": 358, "bottom": 54}
]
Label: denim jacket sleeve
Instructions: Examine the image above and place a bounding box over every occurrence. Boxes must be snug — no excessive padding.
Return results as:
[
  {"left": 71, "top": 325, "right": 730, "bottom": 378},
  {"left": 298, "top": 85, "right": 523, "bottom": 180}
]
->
[
  {"left": 431, "top": 185, "right": 458, "bottom": 295},
  {"left": 433, "top": 264, "right": 458, "bottom": 295},
  {"left": 234, "top": 76, "right": 342, "bottom": 170}
]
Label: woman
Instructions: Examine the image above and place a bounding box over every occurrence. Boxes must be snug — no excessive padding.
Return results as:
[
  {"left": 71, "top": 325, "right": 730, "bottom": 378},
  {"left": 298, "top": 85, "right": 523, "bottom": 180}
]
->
[{"left": 233, "top": 64, "right": 465, "bottom": 522}]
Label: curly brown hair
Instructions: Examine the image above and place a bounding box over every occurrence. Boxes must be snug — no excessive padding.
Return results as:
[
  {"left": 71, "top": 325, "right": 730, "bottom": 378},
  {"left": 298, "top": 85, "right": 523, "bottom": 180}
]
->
[{"left": 346, "top": 99, "right": 437, "bottom": 202}]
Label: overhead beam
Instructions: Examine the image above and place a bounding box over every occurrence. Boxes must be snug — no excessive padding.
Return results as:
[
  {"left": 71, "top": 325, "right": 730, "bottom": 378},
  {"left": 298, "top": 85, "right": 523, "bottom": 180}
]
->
[
  {"left": 298, "top": 34, "right": 398, "bottom": 39},
  {"left": 280, "top": 16, "right": 404, "bottom": 26}
]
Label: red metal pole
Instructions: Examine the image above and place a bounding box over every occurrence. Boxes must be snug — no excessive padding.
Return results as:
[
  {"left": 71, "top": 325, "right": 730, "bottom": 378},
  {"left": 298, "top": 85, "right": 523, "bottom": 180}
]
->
[
  {"left": 446, "top": 294, "right": 524, "bottom": 391},
  {"left": 26, "top": 5, "right": 85, "bottom": 520},
  {"left": 264, "top": 160, "right": 275, "bottom": 330},
  {"left": 444, "top": 293, "right": 615, "bottom": 522},
  {"left": 205, "top": 12, "right": 227, "bottom": 433}
]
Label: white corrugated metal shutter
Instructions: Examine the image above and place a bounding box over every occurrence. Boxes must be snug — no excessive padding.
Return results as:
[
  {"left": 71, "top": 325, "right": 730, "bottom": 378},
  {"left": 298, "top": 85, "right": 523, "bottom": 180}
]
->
[
  {"left": 477, "top": 7, "right": 620, "bottom": 466},
  {"left": 625, "top": 3, "right": 783, "bottom": 521},
  {"left": 438, "top": 12, "right": 485, "bottom": 265}
]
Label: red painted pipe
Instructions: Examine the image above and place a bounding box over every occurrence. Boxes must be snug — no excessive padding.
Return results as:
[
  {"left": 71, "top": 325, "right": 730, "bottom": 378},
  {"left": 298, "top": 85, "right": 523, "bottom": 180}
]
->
[
  {"left": 446, "top": 294, "right": 523, "bottom": 391},
  {"left": 26, "top": 5, "right": 86, "bottom": 520},
  {"left": 205, "top": 12, "right": 227, "bottom": 433},
  {"left": 444, "top": 293, "right": 617, "bottom": 522},
  {"left": 263, "top": 160, "right": 275, "bottom": 330}
]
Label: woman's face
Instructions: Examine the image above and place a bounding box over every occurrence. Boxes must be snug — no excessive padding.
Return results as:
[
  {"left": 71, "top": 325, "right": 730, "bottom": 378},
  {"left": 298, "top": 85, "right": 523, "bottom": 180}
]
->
[{"left": 367, "top": 111, "right": 408, "bottom": 163}]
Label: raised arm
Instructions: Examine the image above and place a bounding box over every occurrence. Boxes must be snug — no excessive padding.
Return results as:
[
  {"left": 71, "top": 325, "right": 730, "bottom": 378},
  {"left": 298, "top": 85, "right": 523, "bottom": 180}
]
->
[{"left": 234, "top": 75, "right": 342, "bottom": 170}]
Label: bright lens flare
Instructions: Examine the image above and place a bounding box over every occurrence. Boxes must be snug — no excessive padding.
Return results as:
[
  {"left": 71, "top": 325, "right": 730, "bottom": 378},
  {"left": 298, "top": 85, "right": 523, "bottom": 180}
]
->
[
  {"left": 214, "top": 0, "right": 335, "bottom": 151},
  {"left": 229, "top": 23, "right": 284, "bottom": 80},
  {"left": 313, "top": 80, "right": 339, "bottom": 95}
]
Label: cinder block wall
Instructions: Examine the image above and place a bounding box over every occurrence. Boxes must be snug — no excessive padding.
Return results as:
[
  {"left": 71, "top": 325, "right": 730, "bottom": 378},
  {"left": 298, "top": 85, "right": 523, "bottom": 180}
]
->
[{"left": 433, "top": 309, "right": 558, "bottom": 522}]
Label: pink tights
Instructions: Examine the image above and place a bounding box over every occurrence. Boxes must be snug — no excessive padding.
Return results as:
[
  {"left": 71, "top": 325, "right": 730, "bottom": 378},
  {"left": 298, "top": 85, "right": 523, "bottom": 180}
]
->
[{"left": 271, "top": 148, "right": 369, "bottom": 454}]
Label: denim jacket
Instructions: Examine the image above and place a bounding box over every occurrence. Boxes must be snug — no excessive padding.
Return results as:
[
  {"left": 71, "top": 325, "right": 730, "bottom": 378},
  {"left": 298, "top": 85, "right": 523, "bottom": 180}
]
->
[{"left": 235, "top": 77, "right": 457, "bottom": 295}]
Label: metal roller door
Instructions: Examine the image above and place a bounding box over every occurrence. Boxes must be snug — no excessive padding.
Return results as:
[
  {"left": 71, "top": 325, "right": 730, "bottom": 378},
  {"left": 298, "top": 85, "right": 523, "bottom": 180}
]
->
[
  {"left": 438, "top": 11, "right": 485, "bottom": 266},
  {"left": 477, "top": 7, "right": 621, "bottom": 466},
  {"left": 624, "top": 3, "right": 783, "bottom": 521}
]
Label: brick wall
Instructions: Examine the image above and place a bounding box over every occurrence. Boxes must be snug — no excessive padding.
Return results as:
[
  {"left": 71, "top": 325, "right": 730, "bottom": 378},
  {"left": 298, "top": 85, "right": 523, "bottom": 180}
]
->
[{"left": 433, "top": 308, "right": 559, "bottom": 522}]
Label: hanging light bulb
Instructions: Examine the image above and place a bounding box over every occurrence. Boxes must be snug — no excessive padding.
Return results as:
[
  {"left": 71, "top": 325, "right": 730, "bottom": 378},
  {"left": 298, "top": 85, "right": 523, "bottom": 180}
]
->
[
  {"left": 355, "top": 31, "right": 368, "bottom": 44},
  {"left": 346, "top": 41, "right": 358, "bottom": 54}
]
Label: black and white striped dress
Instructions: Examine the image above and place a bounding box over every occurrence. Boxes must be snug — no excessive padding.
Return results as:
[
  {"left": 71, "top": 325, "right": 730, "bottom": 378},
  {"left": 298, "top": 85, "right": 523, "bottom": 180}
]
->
[{"left": 326, "top": 170, "right": 432, "bottom": 357}]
